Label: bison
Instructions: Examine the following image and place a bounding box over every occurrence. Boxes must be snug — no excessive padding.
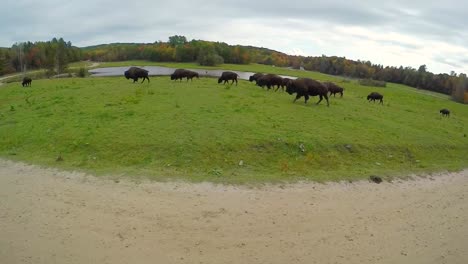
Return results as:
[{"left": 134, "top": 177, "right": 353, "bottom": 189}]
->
[
  {"left": 249, "top": 73, "right": 264, "bottom": 82},
  {"left": 185, "top": 70, "right": 199, "bottom": 81},
  {"left": 323, "top": 82, "right": 344, "bottom": 97},
  {"left": 124, "top": 67, "right": 150, "bottom": 83},
  {"left": 440, "top": 108, "right": 450, "bottom": 117},
  {"left": 171, "top": 69, "right": 188, "bottom": 81},
  {"left": 171, "top": 69, "right": 199, "bottom": 82},
  {"left": 22, "top": 77, "right": 32, "bottom": 87},
  {"left": 367, "top": 92, "right": 384, "bottom": 104},
  {"left": 286, "top": 78, "right": 329, "bottom": 106},
  {"left": 218, "top": 71, "right": 238, "bottom": 85},
  {"left": 256, "top": 74, "right": 284, "bottom": 91}
]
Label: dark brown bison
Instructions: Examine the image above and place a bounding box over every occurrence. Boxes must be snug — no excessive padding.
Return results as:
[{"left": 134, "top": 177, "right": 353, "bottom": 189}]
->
[
  {"left": 186, "top": 70, "right": 199, "bottom": 81},
  {"left": 171, "top": 69, "right": 188, "bottom": 81},
  {"left": 440, "top": 108, "right": 450, "bottom": 117},
  {"left": 249, "top": 73, "right": 264, "bottom": 82},
  {"left": 124, "top": 67, "right": 150, "bottom": 83},
  {"left": 22, "top": 77, "right": 32, "bottom": 87},
  {"left": 367, "top": 92, "right": 384, "bottom": 104},
  {"left": 286, "top": 78, "right": 329, "bottom": 106},
  {"left": 256, "top": 74, "right": 284, "bottom": 91},
  {"left": 171, "top": 69, "right": 199, "bottom": 82},
  {"left": 323, "top": 82, "right": 344, "bottom": 97},
  {"left": 218, "top": 71, "right": 238, "bottom": 85}
]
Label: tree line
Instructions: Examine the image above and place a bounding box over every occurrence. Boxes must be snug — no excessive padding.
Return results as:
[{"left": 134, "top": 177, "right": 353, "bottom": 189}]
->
[
  {"left": 0, "top": 37, "right": 82, "bottom": 76},
  {"left": 300, "top": 56, "right": 467, "bottom": 98},
  {"left": 1, "top": 35, "right": 466, "bottom": 102}
]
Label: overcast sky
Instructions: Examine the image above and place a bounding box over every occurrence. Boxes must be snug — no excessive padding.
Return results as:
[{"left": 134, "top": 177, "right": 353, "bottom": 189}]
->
[{"left": 2, "top": 0, "right": 468, "bottom": 74}]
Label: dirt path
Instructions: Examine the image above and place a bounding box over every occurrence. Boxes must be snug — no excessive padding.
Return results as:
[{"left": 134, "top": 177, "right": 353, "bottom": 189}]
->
[
  {"left": 0, "top": 160, "right": 467, "bottom": 264},
  {"left": 88, "top": 62, "right": 100, "bottom": 68}
]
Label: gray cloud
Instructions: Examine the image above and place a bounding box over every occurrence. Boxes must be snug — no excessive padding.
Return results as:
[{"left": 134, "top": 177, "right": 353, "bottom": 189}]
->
[{"left": 1, "top": 0, "right": 468, "bottom": 73}]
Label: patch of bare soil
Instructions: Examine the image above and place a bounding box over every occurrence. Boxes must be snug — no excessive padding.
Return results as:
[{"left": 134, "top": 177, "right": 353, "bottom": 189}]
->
[{"left": 0, "top": 159, "right": 467, "bottom": 264}]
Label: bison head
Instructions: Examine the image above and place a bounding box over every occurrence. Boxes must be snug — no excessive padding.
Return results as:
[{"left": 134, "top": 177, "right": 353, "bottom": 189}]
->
[
  {"left": 249, "top": 76, "right": 255, "bottom": 82},
  {"left": 170, "top": 74, "right": 175, "bottom": 80},
  {"left": 285, "top": 80, "right": 296, "bottom": 95},
  {"left": 218, "top": 77, "right": 222, "bottom": 84},
  {"left": 124, "top": 71, "right": 130, "bottom": 79}
]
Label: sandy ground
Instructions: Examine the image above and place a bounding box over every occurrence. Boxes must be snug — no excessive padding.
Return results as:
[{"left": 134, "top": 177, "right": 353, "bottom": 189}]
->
[{"left": 0, "top": 160, "right": 467, "bottom": 264}]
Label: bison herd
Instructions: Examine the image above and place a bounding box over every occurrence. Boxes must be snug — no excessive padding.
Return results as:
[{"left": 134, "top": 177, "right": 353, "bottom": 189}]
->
[
  {"left": 15, "top": 66, "right": 450, "bottom": 117},
  {"left": 120, "top": 67, "right": 453, "bottom": 116}
]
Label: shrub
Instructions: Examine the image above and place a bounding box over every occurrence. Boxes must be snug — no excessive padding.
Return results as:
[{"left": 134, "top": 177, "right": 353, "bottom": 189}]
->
[{"left": 78, "top": 67, "right": 87, "bottom": 78}]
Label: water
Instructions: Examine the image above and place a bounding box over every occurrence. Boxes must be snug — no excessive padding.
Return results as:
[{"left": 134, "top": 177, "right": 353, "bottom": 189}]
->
[{"left": 89, "top": 66, "right": 296, "bottom": 81}]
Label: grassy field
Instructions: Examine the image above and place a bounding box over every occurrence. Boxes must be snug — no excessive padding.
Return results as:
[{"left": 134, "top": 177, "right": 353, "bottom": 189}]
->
[{"left": 0, "top": 66, "right": 467, "bottom": 183}]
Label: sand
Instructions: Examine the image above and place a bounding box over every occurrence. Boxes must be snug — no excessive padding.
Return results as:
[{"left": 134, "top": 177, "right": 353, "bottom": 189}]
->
[{"left": 0, "top": 159, "right": 467, "bottom": 264}]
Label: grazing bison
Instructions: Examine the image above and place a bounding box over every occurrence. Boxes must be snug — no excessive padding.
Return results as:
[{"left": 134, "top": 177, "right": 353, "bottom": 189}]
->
[
  {"left": 323, "top": 82, "right": 344, "bottom": 97},
  {"left": 249, "top": 73, "right": 264, "bottom": 82},
  {"left": 22, "top": 77, "right": 32, "bottom": 87},
  {"left": 171, "top": 69, "right": 199, "bottom": 82},
  {"left": 367, "top": 92, "right": 384, "bottom": 104},
  {"left": 286, "top": 78, "right": 329, "bottom": 106},
  {"left": 256, "top": 74, "right": 284, "bottom": 91},
  {"left": 218, "top": 71, "right": 238, "bottom": 85},
  {"left": 186, "top": 70, "right": 199, "bottom": 81},
  {"left": 170, "top": 69, "right": 188, "bottom": 81},
  {"left": 440, "top": 108, "right": 450, "bottom": 117},
  {"left": 124, "top": 67, "right": 150, "bottom": 83}
]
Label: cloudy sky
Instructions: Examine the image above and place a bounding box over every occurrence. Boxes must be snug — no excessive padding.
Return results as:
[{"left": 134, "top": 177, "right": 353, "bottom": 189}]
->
[{"left": 2, "top": 0, "right": 468, "bottom": 74}]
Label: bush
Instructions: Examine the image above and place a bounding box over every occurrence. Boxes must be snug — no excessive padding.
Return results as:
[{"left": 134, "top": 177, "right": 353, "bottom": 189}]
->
[
  {"left": 359, "top": 79, "right": 386, "bottom": 87},
  {"left": 78, "top": 67, "right": 87, "bottom": 78}
]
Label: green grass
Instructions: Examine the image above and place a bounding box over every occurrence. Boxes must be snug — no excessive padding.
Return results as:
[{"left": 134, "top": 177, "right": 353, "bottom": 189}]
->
[{"left": 0, "top": 69, "right": 467, "bottom": 184}]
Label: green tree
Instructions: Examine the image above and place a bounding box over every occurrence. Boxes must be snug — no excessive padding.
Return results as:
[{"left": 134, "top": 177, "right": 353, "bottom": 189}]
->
[
  {"left": 168, "top": 35, "right": 188, "bottom": 47},
  {"left": 197, "top": 45, "right": 223, "bottom": 66}
]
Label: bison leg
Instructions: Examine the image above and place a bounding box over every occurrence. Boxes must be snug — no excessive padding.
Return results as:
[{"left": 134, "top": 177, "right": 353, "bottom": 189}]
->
[
  {"left": 304, "top": 95, "right": 310, "bottom": 104},
  {"left": 316, "top": 95, "right": 323, "bottom": 105},
  {"left": 340, "top": 92, "right": 343, "bottom": 98},
  {"left": 325, "top": 94, "right": 330, "bottom": 106},
  {"left": 379, "top": 99, "right": 383, "bottom": 104},
  {"left": 293, "top": 95, "right": 302, "bottom": 103}
]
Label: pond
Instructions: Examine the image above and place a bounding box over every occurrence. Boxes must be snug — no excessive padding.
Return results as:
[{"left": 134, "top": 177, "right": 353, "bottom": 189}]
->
[{"left": 89, "top": 66, "right": 296, "bottom": 81}]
